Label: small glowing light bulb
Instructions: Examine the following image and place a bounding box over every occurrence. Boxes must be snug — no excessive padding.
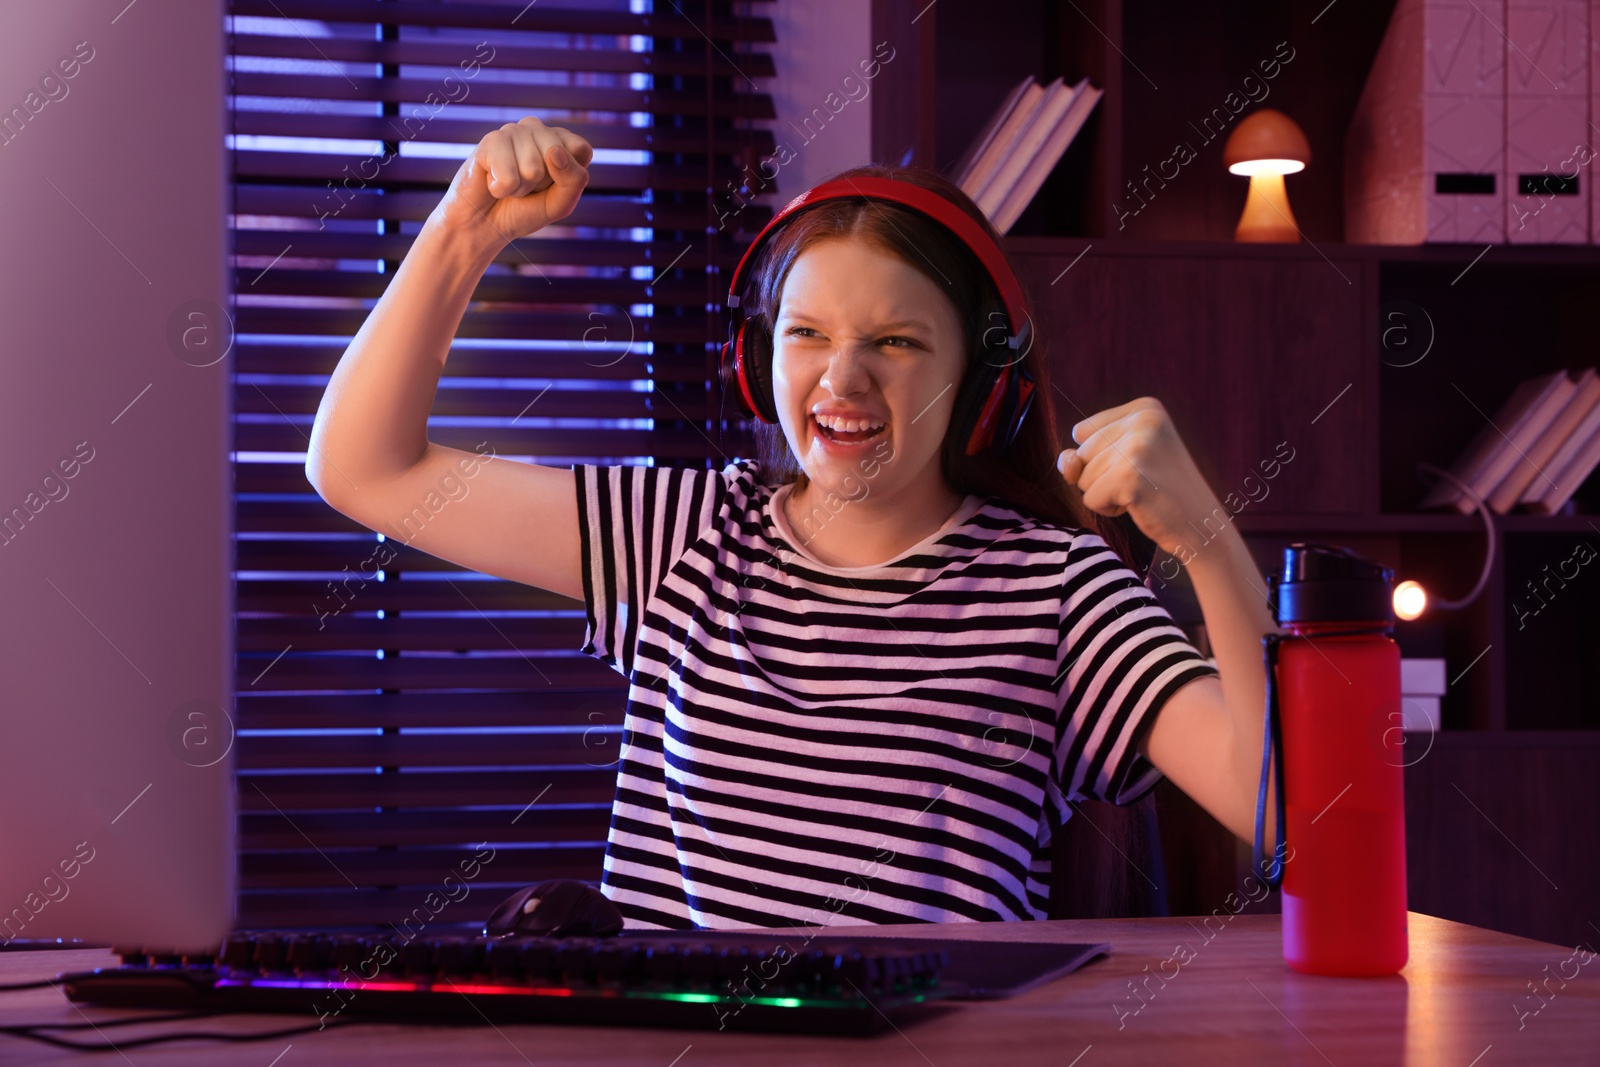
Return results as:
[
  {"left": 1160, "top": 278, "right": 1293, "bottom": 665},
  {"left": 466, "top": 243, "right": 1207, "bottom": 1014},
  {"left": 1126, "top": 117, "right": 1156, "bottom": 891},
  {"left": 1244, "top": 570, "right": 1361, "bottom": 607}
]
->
[{"left": 1393, "top": 580, "right": 1427, "bottom": 621}]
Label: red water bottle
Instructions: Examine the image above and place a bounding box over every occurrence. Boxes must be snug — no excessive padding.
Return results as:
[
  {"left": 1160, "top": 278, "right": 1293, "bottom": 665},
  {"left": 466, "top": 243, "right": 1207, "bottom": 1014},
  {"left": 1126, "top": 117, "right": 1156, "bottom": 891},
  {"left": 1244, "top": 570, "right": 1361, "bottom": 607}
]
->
[{"left": 1255, "top": 543, "right": 1409, "bottom": 976}]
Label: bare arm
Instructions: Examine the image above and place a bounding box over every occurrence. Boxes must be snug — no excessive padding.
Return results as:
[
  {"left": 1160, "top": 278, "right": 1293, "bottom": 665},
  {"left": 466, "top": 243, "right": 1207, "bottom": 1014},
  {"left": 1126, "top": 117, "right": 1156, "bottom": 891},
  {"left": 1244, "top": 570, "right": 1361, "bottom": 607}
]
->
[
  {"left": 306, "top": 117, "right": 594, "bottom": 601},
  {"left": 1138, "top": 528, "right": 1278, "bottom": 846},
  {"left": 1058, "top": 397, "right": 1279, "bottom": 846}
]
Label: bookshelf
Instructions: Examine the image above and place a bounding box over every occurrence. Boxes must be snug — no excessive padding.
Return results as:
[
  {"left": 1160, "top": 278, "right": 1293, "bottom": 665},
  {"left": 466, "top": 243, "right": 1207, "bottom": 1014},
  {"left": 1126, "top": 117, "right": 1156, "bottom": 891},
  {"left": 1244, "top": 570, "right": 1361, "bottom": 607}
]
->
[{"left": 871, "top": 0, "right": 1600, "bottom": 947}]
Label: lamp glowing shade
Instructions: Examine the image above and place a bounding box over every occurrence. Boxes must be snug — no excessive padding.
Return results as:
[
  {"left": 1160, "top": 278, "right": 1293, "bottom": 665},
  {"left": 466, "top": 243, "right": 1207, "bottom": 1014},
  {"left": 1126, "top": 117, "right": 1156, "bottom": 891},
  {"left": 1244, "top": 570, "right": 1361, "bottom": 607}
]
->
[
  {"left": 1228, "top": 158, "right": 1307, "bottom": 177},
  {"left": 1222, "top": 109, "right": 1311, "bottom": 242},
  {"left": 1393, "top": 580, "right": 1427, "bottom": 621}
]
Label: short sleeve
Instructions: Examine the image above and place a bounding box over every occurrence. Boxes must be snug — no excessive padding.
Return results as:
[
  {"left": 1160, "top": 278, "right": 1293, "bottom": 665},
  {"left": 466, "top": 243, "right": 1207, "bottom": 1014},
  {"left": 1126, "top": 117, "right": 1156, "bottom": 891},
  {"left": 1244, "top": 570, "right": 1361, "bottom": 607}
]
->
[
  {"left": 571, "top": 463, "right": 722, "bottom": 678},
  {"left": 1054, "top": 533, "right": 1220, "bottom": 807}
]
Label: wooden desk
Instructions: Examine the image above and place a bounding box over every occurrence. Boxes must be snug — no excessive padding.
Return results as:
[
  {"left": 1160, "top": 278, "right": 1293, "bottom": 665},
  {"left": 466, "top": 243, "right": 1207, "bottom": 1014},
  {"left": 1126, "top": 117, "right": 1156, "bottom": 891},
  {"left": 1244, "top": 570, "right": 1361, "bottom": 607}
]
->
[{"left": 1, "top": 912, "right": 1593, "bottom": 1064}]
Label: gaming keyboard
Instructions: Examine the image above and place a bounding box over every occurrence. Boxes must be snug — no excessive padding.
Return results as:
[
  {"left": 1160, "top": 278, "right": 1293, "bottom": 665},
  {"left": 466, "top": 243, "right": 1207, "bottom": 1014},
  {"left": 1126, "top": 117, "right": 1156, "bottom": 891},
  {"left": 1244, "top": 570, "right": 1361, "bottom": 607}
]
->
[{"left": 57, "top": 929, "right": 964, "bottom": 1035}]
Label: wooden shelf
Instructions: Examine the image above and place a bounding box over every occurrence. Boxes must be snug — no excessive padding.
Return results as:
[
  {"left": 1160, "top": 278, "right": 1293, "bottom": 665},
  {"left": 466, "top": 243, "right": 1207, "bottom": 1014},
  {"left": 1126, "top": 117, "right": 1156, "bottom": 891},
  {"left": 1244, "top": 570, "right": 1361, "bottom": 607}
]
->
[
  {"left": 871, "top": 0, "right": 1600, "bottom": 951},
  {"left": 1231, "top": 512, "right": 1600, "bottom": 534},
  {"left": 1428, "top": 730, "right": 1600, "bottom": 747},
  {"left": 1006, "top": 234, "right": 1600, "bottom": 267}
]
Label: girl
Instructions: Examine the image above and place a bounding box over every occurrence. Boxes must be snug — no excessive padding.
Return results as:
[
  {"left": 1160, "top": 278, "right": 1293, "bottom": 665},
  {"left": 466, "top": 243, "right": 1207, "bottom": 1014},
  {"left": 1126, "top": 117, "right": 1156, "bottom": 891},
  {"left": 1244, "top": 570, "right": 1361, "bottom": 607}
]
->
[{"left": 309, "top": 117, "right": 1279, "bottom": 931}]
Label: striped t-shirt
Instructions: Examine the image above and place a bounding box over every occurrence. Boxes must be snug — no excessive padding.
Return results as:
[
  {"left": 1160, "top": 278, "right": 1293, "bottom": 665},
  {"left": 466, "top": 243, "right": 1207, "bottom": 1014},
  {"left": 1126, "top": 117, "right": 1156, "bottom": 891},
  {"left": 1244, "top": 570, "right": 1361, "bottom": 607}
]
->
[{"left": 571, "top": 458, "right": 1219, "bottom": 930}]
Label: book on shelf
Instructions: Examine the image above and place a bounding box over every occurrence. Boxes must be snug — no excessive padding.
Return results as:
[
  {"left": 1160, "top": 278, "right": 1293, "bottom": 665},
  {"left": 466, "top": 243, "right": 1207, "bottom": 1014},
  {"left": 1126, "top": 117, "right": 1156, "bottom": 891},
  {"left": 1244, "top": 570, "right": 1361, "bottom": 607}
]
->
[
  {"left": 946, "top": 75, "right": 1035, "bottom": 201},
  {"left": 952, "top": 74, "right": 1102, "bottom": 235},
  {"left": 1490, "top": 367, "right": 1600, "bottom": 512},
  {"left": 1419, "top": 369, "right": 1578, "bottom": 514},
  {"left": 959, "top": 77, "right": 1047, "bottom": 211},
  {"left": 1525, "top": 396, "right": 1600, "bottom": 514},
  {"left": 993, "top": 79, "right": 1102, "bottom": 233},
  {"left": 974, "top": 76, "right": 1070, "bottom": 222}
]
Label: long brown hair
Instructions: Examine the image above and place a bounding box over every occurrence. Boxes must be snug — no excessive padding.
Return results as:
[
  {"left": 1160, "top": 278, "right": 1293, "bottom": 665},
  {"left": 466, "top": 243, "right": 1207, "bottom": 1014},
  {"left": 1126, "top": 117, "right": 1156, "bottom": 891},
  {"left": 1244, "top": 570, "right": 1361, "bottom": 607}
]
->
[{"left": 721, "top": 162, "right": 1137, "bottom": 568}]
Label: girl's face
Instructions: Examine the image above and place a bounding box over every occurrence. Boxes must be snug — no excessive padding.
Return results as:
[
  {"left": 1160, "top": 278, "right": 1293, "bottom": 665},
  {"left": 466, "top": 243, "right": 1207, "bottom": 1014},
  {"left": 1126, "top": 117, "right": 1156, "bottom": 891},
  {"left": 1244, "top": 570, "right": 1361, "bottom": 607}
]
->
[{"left": 770, "top": 237, "right": 967, "bottom": 505}]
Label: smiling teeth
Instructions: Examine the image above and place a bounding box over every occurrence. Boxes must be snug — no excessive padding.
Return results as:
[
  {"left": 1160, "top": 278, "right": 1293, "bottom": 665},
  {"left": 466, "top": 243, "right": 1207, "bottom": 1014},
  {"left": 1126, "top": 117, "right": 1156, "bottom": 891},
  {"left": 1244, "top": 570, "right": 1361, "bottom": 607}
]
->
[{"left": 815, "top": 414, "right": 886, "bottom": 433}]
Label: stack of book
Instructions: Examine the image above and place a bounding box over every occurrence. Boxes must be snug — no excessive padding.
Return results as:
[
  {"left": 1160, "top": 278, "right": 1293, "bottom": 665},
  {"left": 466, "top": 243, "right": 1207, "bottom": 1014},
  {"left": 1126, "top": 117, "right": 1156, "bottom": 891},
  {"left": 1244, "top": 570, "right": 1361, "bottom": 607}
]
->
[
  {"left": 1400, "top": 658, "right": 1445, "bottom": 732},
  {"left": 1420, "top": 367, "right": 1600, "bottom": 515},
  {"left": 950, "top": 74, "right": 1103, "bottom": 234}
]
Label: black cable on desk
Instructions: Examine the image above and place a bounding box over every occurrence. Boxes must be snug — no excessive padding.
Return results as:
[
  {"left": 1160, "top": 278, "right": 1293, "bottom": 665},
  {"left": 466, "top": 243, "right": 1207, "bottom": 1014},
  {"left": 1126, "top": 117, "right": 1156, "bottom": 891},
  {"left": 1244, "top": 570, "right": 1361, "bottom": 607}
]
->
[
  {"left": 3, "top": 1010, "right": 222, "bottom": 1030},
  {"left": 0, "top": 978, "right": 60, "bottom": 992},
  {"left": 0, "top": 1013, "right": 372, "bottom": 1052}
]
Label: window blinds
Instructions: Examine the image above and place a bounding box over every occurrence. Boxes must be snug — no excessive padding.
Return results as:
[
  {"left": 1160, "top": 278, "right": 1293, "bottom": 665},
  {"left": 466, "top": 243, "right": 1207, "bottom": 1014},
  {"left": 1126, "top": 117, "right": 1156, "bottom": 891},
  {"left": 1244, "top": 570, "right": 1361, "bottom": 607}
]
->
[{"left": 228, "top": 0, "right": 774, "bottom": 928}]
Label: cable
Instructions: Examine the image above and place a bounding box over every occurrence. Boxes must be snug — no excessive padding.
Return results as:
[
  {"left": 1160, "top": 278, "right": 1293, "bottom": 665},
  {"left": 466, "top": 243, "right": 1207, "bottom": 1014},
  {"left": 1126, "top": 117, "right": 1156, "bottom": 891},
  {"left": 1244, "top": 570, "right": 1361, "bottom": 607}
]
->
[
  {"left": 0, "top": 976, "right": 375, "bottom": 1051},
  {"left": 6, "top": 1009, "right": 219, "bottom": 1030},
  {"left": 1415, "top": 461, "right": 1496, "bottom": 610},
  {"left": 0, "top": 1014, "right": 372, "bottom": 1052},
  {"left": 0, "top": 977, "right": 60, "bottom": 992}
]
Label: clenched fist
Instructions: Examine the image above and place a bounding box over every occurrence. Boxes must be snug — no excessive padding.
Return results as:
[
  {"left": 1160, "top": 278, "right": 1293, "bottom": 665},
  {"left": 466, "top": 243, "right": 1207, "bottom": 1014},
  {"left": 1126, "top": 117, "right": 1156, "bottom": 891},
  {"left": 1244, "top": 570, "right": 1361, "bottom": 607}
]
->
[
  {"left": 434, "top": 116, "right": 594, "bottom": 245},
  {"left": 1056, "top": 396, "right": 1227, "bottom": 560}
]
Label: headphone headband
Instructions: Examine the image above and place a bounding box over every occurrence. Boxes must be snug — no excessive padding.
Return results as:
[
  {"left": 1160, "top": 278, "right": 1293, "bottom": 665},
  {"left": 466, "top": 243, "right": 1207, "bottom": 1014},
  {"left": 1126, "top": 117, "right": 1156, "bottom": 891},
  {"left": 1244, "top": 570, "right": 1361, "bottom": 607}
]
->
[
  {"left": 723, "top": 175, "right": 1032, "bottom": 353},
  {"left": 718, "top": 173, "right": 1038, "bottom": 456}
]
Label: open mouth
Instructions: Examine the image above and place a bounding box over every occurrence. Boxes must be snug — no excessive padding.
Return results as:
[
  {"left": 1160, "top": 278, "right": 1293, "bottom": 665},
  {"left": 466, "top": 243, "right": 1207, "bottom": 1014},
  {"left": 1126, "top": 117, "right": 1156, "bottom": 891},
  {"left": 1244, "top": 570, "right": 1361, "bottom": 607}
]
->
[{"left": 812, "top": 414, "right": 888, "bottom": 446}]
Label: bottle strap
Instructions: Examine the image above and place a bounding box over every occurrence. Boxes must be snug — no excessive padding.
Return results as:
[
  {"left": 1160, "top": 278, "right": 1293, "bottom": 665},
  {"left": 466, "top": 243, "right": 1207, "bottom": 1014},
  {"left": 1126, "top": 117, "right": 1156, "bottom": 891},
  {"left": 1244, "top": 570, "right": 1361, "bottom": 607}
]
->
[
  {"left": 1255, "top": 633, "right": 1287, "bottom": 889},
  {"left": 1254, "top": 622, "right": 1398, "bottom": 891}
]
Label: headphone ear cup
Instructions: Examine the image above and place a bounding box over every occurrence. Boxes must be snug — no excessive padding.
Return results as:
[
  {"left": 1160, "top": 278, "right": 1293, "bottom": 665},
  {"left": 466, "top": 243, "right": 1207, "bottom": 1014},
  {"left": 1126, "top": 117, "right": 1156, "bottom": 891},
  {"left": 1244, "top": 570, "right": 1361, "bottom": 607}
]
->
[
  {"left": 950, "top": 357, "right": 1000, "bottom": 457},
  {"left": 954, "top": 302, "right": 1026, "bottom": 455},
  {"left": 741, "top": 315, "right": 779, "bottom": 424},
  {"left": 724, "top": 324, "right": 758, "bottom": 421},
  {"left": 1002, "top": 365, "right": 1036, "bottom": 449}
]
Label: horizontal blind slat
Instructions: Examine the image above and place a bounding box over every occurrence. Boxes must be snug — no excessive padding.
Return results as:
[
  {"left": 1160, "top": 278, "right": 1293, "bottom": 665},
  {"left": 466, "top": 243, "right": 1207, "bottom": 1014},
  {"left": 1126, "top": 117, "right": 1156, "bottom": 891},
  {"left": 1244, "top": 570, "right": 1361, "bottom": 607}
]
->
[
  {"left": 231, "top": 228, "right": 748, "bottom": 269},
  {"left": 232, "top": 426, "right": 719, "bottom": 464},
  {"left": 237, "top": 771, "right": 616, "bottom": 812},
  {"left": 233, "top": 149, "right": 640, "bottom": 186},
  {"left": 238, "top": 616, "right": 587, "bottom": 654},
  {"left": 232, "top": 344, "right": 715, "bottom": 382},
  {"left": 238, "top": 733, "right": 610, "bottom": 769},
  {"left": 237, "top": 690, "right": 626, "bottom": 730},
  {"left": 235, "top": 270, "right": 742, "bottom": 314},
  {"left": 229, "top": 73, "right": 774, "bottom": 119},
  {"left": 236, "top": 579, "right": 577, "bottom": 614},
  {"left": 240, "top": 843, "right": 610, "bottom": 890},
  {"left": 228, "top": 32, "right": 777, "bottom": 79},
  {"left": 232, "top": 308, "right": 717, "bottom": 345},
  {"left": 240, "top": 808, "right": 607, "bottom": 849},
  {"left": 233, "top": 186, "right": 773, "bottom": 231},
  {"left": 238, "top": 382, "right": 663, "bottom": 419},
  {"left": 231, "top": 109, "right": 777, "bottom": 156},
  {"left": 229, "top": 0, "right": 775, "bottom": 41},
  {"left": 232, "top": 152, "right": 767, "bottom": 199},
  {"left": 235, "top": 537, "right": 552, "bottom": 573},
  {"left": 235, "top": 654, "right": 613, "bottom": 693}
]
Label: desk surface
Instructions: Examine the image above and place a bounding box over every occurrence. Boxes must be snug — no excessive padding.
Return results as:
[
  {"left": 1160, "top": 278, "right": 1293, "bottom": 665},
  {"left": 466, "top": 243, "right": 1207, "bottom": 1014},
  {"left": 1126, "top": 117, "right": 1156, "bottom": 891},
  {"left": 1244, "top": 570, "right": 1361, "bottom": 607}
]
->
[{"left": 1, "top": 912, "right": 1593, "bottom": 1065}]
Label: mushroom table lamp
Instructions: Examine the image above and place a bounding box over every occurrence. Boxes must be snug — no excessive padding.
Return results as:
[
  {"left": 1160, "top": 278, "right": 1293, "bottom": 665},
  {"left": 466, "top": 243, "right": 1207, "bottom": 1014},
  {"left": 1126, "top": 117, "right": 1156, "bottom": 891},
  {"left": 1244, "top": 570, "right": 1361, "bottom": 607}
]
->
[{"left": 1222, "top": 108, "right": 1311, "bottom": 243}]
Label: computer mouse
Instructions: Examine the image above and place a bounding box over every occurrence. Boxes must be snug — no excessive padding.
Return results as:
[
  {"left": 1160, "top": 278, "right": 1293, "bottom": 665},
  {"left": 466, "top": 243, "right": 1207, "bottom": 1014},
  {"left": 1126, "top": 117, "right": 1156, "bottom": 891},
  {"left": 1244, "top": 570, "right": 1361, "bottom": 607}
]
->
[{"left": 483, "top": 878, "right": 624, "bottom": 939}]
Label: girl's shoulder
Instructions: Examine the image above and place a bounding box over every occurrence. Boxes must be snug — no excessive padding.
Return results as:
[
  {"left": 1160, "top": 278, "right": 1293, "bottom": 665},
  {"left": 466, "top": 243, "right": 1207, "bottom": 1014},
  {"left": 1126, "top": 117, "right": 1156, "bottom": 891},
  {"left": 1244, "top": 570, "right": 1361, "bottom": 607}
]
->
[
  {"left": 712, "top": 458, "right": 774, "bottom": 517},
  {"left": 970, "top": 496, "right": 1110, "bottom": 550}
]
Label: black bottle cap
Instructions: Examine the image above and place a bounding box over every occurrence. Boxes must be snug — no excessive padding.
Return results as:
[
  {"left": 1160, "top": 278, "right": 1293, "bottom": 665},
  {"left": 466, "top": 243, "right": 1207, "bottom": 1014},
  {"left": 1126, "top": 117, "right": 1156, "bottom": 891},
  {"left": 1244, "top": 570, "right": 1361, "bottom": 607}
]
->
[{"left": 1268, "top": 542, "right": 1395, "bottom": 625}]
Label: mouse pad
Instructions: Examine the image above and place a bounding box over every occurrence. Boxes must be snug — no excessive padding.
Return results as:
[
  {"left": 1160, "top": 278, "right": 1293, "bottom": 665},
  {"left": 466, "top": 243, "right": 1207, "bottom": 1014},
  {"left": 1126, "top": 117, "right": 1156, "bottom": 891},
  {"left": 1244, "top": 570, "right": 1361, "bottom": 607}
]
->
[{"left": 623, "top": 930, "right": 1111, "bottom": 1000}]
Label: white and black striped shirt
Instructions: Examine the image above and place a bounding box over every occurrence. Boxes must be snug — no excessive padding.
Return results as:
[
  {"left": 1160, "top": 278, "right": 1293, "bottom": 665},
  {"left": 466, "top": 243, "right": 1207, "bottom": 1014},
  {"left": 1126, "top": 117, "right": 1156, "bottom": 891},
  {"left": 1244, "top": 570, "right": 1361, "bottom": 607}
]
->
[{"left": 572, "top": 459, "right": 1219, "bottom": 930}]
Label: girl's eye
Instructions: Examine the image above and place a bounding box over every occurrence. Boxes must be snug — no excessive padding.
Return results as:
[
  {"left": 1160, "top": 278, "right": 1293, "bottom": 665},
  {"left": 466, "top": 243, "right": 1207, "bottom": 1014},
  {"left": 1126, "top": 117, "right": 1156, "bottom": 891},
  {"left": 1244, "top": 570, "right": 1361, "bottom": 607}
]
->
[{"left": 783, "top": 327, "right": 918, "bottom": 348}]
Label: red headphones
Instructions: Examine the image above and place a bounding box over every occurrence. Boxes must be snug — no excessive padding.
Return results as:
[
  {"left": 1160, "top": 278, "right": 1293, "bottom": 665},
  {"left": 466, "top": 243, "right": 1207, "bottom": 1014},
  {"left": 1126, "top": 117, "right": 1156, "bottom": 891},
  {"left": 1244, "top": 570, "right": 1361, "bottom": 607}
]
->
[{"left": 719, "top": 176, "right": 1037, "bottom": 457}]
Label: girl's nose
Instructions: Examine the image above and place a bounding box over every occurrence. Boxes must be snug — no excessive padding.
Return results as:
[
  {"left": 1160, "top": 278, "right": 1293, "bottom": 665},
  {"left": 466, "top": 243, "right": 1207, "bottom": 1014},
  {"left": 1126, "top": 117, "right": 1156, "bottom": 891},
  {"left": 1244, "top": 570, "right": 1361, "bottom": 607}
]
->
[{"left": 820, "top": 343, "right": 872, "bottom": 395}]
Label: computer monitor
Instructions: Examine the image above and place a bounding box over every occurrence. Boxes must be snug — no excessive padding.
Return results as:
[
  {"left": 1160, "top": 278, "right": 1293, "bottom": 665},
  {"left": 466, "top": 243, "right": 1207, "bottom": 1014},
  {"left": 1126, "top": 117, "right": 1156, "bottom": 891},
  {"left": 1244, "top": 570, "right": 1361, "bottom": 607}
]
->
[
  {"left": 0, "top": 0, "right": 234, "bottom": 956},
  {"left": 0, "top": 690, "right": 236, "bottom": 955}
]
